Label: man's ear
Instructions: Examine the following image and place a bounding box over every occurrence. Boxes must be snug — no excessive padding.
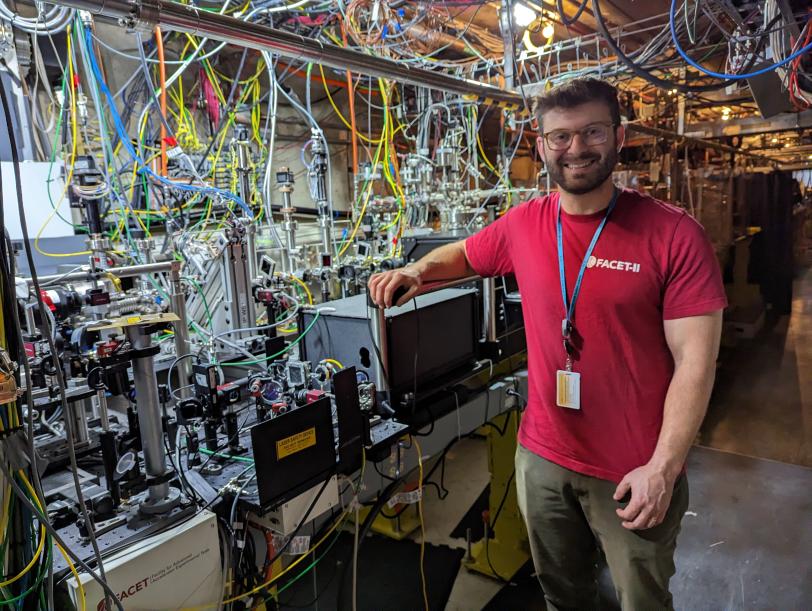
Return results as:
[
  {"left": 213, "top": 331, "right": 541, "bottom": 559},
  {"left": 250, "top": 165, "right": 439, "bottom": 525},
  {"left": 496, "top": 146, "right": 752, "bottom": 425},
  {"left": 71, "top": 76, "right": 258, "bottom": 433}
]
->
[
  {"left": 536, "top": 135, "right": 546, "bottom": 164},
  {"left": 616, "top": 124, "right": 626, "bottom": 152}
]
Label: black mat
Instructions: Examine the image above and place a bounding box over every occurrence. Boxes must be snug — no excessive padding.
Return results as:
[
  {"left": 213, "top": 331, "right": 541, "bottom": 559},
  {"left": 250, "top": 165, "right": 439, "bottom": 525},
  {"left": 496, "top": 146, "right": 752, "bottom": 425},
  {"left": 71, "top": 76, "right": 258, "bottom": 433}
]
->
[
  {"left": 278, "top": 531, "right": 464, "bottom": 611},
  {"left": 449, "top": 484, "right": 490, "bottom": 542},
  {"left": 483, "top": 446, "right": 812, "bottom": 610},
  {"left": 483, "top": 559, "right": 619, "bottom": 611}
]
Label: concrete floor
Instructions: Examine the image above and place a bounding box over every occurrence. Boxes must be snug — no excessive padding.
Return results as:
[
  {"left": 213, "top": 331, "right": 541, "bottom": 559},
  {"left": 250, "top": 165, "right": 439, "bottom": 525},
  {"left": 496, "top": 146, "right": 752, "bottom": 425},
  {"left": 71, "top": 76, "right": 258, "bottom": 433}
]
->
[
  {"left": 420, "top": 267, "right": 812, "bottom": 611},
  {"left": 700, "top": 267, "right": 812, "bottom": 467}
]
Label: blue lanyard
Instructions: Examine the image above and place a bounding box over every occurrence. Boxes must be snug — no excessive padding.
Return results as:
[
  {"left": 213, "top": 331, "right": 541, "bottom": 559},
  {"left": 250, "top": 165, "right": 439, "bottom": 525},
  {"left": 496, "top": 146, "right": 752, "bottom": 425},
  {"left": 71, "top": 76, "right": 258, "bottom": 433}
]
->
[{"left": 556, "top": 188, "right": 619, "bottom": 330}]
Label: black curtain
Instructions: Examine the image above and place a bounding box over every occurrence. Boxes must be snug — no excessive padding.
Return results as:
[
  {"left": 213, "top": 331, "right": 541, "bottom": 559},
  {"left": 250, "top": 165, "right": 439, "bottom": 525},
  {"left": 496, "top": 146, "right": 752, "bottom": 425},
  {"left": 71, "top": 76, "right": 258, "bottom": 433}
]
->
[{"left": 736, "top": 171, "right": 797, "bottom": 315}]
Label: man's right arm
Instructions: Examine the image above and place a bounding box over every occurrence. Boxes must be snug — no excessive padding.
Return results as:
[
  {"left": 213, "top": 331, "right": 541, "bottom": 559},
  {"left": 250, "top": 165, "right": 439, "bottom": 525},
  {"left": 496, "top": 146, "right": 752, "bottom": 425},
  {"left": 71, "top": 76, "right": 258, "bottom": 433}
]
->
[{"left": 367, "top": 240, "right": 474, "bottom": 308}]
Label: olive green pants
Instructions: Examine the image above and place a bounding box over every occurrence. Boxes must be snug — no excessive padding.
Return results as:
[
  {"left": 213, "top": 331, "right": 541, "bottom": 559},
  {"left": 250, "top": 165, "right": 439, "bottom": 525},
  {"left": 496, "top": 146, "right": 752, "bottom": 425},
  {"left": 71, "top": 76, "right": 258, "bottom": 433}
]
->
[{"left": 515, "top": 443, "right": 689, "bottom": 610}]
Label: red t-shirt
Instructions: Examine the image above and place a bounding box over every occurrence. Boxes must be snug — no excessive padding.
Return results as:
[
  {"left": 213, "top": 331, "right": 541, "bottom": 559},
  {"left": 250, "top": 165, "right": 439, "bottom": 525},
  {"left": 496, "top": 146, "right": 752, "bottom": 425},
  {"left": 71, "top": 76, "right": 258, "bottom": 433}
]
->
[{"left": 465, "top": 188, "right": 727, "bottom": 483}]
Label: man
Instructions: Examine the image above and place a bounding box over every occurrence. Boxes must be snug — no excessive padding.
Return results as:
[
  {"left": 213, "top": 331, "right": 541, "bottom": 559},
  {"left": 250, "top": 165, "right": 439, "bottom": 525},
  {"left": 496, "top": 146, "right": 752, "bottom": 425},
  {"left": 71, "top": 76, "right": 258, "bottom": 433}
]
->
[{"left": 368, "top": 77, "right": 726, "bottom": 610}]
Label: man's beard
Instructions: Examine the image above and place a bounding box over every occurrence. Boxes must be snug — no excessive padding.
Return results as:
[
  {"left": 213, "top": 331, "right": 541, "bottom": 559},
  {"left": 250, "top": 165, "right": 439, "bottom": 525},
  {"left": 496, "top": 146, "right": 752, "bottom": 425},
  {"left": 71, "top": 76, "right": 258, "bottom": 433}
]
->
[{"left": 547, "top": 147, "right": 617, "bottom": 196}]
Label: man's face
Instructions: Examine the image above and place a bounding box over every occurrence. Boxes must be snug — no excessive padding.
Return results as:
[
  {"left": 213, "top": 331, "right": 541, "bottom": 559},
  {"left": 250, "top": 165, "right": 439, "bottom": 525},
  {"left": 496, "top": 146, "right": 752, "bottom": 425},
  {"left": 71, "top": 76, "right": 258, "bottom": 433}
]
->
[{"left": 536, "top": 101, "right": 624, "bottom": 196}]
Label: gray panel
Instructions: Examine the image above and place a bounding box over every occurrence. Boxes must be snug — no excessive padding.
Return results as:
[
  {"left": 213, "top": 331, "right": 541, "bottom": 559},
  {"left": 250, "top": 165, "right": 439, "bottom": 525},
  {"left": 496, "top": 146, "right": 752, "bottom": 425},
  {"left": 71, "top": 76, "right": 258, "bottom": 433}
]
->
[{"left": 301, "top": 288, "right": 479, "bottom": 393}]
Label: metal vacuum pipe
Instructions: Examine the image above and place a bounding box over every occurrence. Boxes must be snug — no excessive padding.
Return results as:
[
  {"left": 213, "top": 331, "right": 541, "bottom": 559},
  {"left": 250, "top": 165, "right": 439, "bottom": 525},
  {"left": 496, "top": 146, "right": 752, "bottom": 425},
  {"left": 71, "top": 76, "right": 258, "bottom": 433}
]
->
[
  {"left": 49, "top": 0, "right": 522, "bottom": 107},
  {"left": 125, "top": 325, "right": 179, "bottom": 514},
  {"left": 167, "top": 262, "right": 192, "bottom": 398},
  {"left": 26, "top": 261, "right": 175, "bottom": 286}
]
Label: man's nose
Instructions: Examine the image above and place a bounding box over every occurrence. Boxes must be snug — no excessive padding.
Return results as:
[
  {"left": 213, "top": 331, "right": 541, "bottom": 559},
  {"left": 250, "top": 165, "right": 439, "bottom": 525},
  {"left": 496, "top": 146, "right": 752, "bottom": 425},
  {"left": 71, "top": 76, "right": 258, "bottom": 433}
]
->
[{"left": 567, "top": 132, "right": 590, "bottom": 155}]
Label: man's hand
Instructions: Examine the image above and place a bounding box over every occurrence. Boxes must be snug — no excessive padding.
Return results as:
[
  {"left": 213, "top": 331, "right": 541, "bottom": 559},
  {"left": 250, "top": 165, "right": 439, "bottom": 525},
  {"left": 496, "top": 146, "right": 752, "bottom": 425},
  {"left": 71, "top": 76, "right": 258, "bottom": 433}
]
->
[
  {"left": 368, "top": 267, "right": 422, "bottom": 308},
  {"left": 613, "top": 463, "right": 676, "bottom": 530}
]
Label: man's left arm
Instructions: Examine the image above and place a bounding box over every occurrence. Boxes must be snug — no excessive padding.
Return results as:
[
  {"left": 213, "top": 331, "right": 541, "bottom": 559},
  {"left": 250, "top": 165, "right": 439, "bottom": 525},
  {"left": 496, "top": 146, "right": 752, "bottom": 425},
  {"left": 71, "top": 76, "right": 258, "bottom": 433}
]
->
[{"left": 614, "top": 310, "right": 723, "bottom": 530}]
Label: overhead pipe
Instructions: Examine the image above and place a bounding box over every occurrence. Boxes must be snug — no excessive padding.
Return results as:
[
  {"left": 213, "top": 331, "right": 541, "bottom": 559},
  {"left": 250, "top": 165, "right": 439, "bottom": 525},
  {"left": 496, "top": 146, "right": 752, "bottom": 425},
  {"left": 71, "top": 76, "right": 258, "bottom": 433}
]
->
[
  {"left": 49, "top": 0, "right": 522, "bottom": 107},
  {"left": 625, "top": 123, "right": 781, "bottom": 166},
  {"left": 49, "top": 0, "right": 784, "bottom": 167}
]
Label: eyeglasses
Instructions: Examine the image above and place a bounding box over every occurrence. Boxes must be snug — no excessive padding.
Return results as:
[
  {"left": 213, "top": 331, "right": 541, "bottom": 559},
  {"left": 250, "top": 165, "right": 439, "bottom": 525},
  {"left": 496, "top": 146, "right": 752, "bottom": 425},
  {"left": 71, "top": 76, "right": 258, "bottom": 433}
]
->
[{"left": 542, "top": 122, "right": 617, "bottom": 151}]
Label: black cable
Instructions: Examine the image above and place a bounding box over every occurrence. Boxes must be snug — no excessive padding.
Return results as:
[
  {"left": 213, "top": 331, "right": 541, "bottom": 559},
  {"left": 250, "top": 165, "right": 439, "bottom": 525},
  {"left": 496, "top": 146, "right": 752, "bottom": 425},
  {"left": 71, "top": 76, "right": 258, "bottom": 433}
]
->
[
  {"left": 484, "top": 469, "right": 516, "bottom": 584},
  {"left": 489, "top": 471, "right": 515, "bottom": 530},
  {"left": 0, "top": 460, "right": 125, "bottom": 611},
  {"left": 409, "top": 296, "right": 440, "bottom": 435},
  {"left": 336, "top": 471, "right": 414, "bottom": 611},
  {"left": 504, "top": 3, "right": 531, "bottom": 114},
  {"left": 163, "top": 435, "right": 201, "bottom": 504},
  {"left": 557, "top": 0, "right": 588, "bottom": 26},
  {"left": 591, "top": 0, "right": 775, "bottom": 94},
  {"left": 195, "top": 411, "right": 252, "bottom": 472},
  {"left": 0, "top": 60, "right": 117, "bottom": 610},
  {"left": 263, "top": 505, "right": 347, "bottom": 609},
  {"left": 262, "top": 476, "right": 332, "bottom": 567},
  {"left": 364, "top": 314, "right": 392, "bottom": 391},
  {"left": 372, "top": 460, "right": 397, "bottom": 482},
  {"left": 278, "top": 552, "right": 339, "bottom": 609},
  {"left": 224, "top": 475, "right": 339, "bottom": 607}
]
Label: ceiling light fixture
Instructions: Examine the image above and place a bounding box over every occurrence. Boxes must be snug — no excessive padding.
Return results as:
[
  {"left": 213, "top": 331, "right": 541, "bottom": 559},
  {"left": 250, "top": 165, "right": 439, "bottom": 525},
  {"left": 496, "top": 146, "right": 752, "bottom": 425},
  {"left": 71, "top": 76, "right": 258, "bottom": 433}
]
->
[
  {"left": 513, "top": 2, "right": 537, "bottom": 28},
  {"left": 541, "top": 21, "right": 555, "bottom": 39}
]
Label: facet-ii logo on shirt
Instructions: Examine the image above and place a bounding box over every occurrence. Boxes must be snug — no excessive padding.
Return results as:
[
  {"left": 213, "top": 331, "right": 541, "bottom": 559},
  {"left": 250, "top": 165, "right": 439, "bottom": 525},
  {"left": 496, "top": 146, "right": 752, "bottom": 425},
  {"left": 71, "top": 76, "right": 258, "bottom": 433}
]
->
[{"left": 587, "top": 256, "right": 641, "bottom": 273}]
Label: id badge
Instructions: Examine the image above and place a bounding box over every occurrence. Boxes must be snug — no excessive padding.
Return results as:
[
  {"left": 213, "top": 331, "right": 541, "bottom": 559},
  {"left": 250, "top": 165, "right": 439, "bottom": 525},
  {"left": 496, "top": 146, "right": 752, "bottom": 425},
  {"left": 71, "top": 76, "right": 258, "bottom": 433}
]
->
[{"left": 556, "top": 370, "right": 581, "bottom": 410}]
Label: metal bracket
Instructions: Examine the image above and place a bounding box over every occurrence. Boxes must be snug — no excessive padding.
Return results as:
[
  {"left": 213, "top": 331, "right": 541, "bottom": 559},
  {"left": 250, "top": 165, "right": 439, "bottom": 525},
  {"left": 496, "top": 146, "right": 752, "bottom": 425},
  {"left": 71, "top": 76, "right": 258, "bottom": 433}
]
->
[{"left": 120, "top": 0, "right": 161, "bottom": 34}]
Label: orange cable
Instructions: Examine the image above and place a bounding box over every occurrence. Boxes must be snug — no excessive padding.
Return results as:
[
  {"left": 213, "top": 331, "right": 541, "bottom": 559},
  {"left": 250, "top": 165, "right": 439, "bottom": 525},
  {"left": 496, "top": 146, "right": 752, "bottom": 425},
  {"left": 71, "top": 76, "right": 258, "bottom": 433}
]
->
[
  {"left": 340, "top": 18, "right": 359, "bottom": 175},
  {"left": 155, "top": 25, "right": 168, "bottom": 176}
]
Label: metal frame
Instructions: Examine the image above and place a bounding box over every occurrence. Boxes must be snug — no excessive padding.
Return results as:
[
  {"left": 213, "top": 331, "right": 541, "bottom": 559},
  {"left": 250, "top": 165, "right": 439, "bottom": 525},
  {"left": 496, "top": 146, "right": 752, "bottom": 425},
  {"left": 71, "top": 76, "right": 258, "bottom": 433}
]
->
[{"left": 49, "top": 0, "right": 522, "bottom": 107}]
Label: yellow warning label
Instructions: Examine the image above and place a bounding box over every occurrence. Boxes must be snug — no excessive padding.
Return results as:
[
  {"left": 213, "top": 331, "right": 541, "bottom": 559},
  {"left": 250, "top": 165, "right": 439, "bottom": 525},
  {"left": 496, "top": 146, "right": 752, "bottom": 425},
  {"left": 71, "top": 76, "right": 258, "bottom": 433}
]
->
[{"left": 276, "top": 427, "right": 317, "bottom": 459}]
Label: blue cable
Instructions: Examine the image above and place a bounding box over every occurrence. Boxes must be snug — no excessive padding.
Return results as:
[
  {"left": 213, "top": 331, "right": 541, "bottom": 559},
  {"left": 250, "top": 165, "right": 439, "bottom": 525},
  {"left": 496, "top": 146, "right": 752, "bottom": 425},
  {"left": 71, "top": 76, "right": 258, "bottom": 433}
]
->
[
  {"left": 669, "top": 0, "right": 812, "bottom": 80},
  {"left": 82, "top": 29, "right": 253, "bottom": 217}
]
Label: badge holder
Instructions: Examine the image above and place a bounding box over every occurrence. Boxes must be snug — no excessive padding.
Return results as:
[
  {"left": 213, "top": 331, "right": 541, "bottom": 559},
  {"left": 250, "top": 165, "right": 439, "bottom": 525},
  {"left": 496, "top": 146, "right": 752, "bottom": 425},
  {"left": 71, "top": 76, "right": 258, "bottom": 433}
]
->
[{"left": 556, "top": 320, "right": 581, "bottom": 410}]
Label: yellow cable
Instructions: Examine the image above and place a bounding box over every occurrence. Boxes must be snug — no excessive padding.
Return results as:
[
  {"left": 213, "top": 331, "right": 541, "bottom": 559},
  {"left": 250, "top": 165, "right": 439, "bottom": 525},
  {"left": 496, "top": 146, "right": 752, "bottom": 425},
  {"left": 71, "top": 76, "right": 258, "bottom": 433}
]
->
[
  {"left": 129, "top": 205, "right": 151, "bottom": 236},
  {"left": 0, "top": 482, "right": 11, "bottom": 552},
  {"left": 19, "top": 470, "right": 86, "bottom": 609},
  {"left": 287, "top": 274, "right": 313, "bottom": 305},
  {"left": 379, "top": 99, "right": 407, "bottom": 250},
  {"left": 185, "top": 35, "right": 227, "bottom": 105},
  {"left": 337, "top": 150, "right": 379, "bottom": 257},
  {"left": 473, "top": 108, "right": 512, "bottom": 198},
  {"left": 411, "top": 437, "right": 429, "bottom": 611},
  {"left": 323, "top": 358, "right": 343, "bottom": 370},
  {"left": 476, "top": 130, "right": 498, "bottom": 174},
  {"left": 35, "top": 26, "right": 91, "bottom": 258},
  {"left": 198, "top": 63, "right": 260, "bottom": 235},
  {"left": 180, "top": 509, "right": 351, "bottom": 610},
  {"left": 379, "top": 209, "right": 401, "bottom": 232},
  {"left": 105, "top": 272, "right": 122, "bottom": 291},
  {"left": 318, "top": 64, "right": 384, "bottom": 145},
  {"left": 338, "top": 79, "right": 390, "bottom": 257},
  {"left": 57, "top": 542, "right": 86, "bottom": 611},
  {"left": 0, "top": 472, "right": 46, "bottom": 589}
]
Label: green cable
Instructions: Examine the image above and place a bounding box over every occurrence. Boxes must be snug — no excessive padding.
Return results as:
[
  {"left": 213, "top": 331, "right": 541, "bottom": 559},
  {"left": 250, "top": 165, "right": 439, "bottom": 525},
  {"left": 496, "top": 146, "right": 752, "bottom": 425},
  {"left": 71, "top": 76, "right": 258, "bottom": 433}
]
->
[
  {"left": 198, "top": 448, "right": 254, "bottom": 464},
  {"left": 0, "top": 479, "right": 53, "bottom": 606},
  {"left": 276, "top": 521, "right": 348, "bottom": 595},
  {"left": 0, "top": 545, "right": 51, "bottom": 606},
  {"left": 183, "top": 276, "right": 214, "bottom": 331},
  {"left": 251, "top": 512, "right": 352, "bottom": 608},
  {"left": 142, "top": 169, "right": 151, "bottom": 233},
  {"left": 218, "top": 310, "right": 320, "bottom": 366},
  {"left": 0, "top": 495, "right": 14, "bottom": 572}
]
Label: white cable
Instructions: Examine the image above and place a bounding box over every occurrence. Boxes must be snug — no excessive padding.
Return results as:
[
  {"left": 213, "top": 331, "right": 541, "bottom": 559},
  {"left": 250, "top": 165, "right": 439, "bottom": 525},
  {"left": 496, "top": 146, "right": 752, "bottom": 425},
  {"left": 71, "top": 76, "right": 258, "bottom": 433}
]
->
[
  {"left": 261, "top": 51, "right": 284, "bottom": 248},
  {"left": 160, "top": 0, "right": 234, "bottom": 93},
  {"left": 0, "top": 1, "right": 73, "bottom": 34},
  {"left": 211, "top": 292, "right": 300, "bottom": 340},
  {"left": 240, "top": 0, "right": 313, "bottom": 20},
  {"left": 352, "top": 501, "right": 359, "bottom": 611}
]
